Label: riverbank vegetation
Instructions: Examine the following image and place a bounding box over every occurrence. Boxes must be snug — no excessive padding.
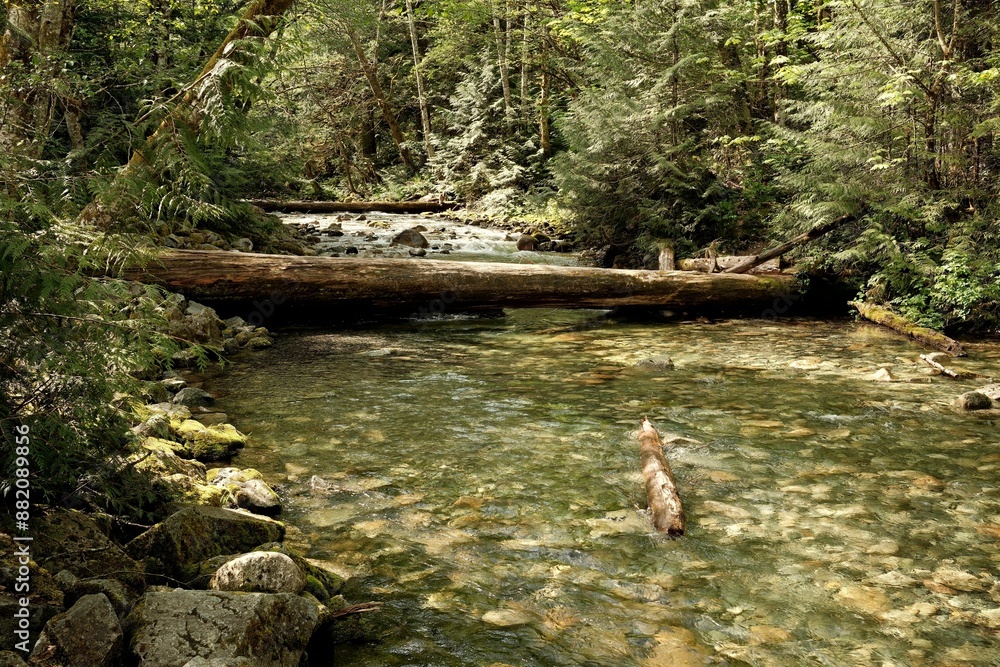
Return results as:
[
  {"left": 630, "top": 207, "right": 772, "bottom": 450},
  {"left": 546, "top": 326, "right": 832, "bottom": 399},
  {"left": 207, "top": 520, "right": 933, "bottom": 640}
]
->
[{"left": 2, "top": 0, "right": 999, "bottom": 532}]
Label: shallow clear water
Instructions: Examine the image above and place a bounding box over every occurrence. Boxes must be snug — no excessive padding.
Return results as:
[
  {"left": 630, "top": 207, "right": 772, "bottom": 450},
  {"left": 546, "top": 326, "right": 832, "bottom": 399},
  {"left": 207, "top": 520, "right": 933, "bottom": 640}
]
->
[{"left": 207, "top": 311, "right": 1000, "bottom": 667}]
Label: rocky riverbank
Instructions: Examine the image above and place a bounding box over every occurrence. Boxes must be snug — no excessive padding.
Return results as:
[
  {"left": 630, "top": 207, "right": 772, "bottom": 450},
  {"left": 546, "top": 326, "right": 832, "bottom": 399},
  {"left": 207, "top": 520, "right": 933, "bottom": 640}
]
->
[{"left": 1, "top": 299, "right": 370, "bottom": 666}]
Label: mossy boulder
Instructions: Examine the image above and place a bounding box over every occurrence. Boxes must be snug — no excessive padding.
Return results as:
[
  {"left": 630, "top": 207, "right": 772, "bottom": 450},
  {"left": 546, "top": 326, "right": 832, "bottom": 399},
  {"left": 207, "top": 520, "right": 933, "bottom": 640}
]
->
[
  {"left": 126, "top": 506, "right": 284, "bottom": 580},
  {"left": 34, "top": 510, "right": 141, "bottom": 588},
  {"left": 207, "top": 468, "right": 280, "bottom": 516},
  {"left": 175, "top": 421, "right": 247, "bottom": 462},
  {"left": 136, "top": 439, "right": 202, "bottom": 477},
  {"left": 124, "top": 590, "right": 318, "bottom": 667}
]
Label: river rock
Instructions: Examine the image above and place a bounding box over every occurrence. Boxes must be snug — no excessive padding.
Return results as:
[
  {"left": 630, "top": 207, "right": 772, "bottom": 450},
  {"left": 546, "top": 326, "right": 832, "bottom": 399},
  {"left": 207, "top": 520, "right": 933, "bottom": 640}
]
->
[
  {"left": 210, "top": 552, "right": 306, "bottom": 594},
  {"left": 834, "top": 585, "right": 891, "bottom": 615},
  {"left": 64, "top": 578, "right": 137, "bottom": 619},
  {"left": 126, "top": 506, "right": 285, "bottom": 579},
  {"left": 174, "top": 421, "right": 247, "bottom": 462},
  {"left": 391, "top": 228, "right": 430, "bottom": 248},
  {"left": 974, "top": 608, "right": 1000, "bottom": 629},
  {"left": 409, "top": 247, "right": 427, "bottom": 257},
  {"left": 931, "top": 568, "right": 987, "bottom": 592},
  {"left": 871, "top": 367, "right": 895, "bottom": 382},
  {"left": 956, "top": 391, "right": 992, "bottom": 410},
  {"left": 208, "top": 468, "right": 281, "bottom": 515},
  {"left": 232, "top": 238, "right": 253, "bottom": 253},
  {"left": 516, "top": 234, "right": 537, "bottom": 251},
  {"left": 636, "top": 356, "right": 675, "bottom": 370},
  {"left": 172, "top": 387, "right": 214, "bottom": 408},
  {"left": 124, "top": 590, "right": 318, "bottom": 667},
  {"left": 34, "top": 510, "right": 140, "bottom": 587},
  {"left": 133, "top": 413, "right": 172, "bottom": 439},
  {"left": 30, "top": 593, "right": 122, "bottom": 667}
]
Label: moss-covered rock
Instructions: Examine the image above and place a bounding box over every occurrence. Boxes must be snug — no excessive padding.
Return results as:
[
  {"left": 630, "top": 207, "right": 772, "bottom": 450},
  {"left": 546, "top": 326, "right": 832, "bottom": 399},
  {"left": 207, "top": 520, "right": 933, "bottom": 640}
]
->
[
  {"left": 136, "top": 439, "right": 202, "bottom": 477},
  {"left": 30, "top": 593, "right": 122, "bottom": 667},
  {"left": 175, "top": 421, "right": 247, "bottom": 462},
  {"left": 34, "top": 510, "right": 141, "bottom": 588},
  {"left": 125, "top": 506, "right": 284, "bottom": 580}
]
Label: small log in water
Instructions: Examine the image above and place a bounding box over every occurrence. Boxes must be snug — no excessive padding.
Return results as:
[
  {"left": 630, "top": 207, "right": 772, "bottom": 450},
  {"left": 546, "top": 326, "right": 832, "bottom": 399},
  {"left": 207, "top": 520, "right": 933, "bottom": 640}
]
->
[
  {"left": 638, "top": 419, "right": 685, "bottom": 536},
  {"left": 851, "top": 301, "right": 966, "bottom": 357}
]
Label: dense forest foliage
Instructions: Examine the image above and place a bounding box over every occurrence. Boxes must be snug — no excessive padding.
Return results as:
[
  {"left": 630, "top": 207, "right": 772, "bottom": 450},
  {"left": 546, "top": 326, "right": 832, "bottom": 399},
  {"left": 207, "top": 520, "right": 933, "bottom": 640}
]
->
[{"left": 2, "top": 0, "right": 999, "bottom": 502}]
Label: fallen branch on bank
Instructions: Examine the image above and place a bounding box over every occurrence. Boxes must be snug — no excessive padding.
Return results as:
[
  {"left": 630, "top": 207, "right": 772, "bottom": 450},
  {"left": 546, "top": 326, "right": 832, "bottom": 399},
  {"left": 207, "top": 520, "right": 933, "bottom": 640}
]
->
[
  {"left": 919, "top": 354, "right": 988, "bottom": 379},
  {"left": 638, "top": 419, "right": 685, "bottom": 536},
  {"left": 724, "top": 214, "right": 857, "bottom": 275},
  {"left": 326, "top": 602, "right": 383, "bottom": 620},
  {"left": 850, "top": 301, "right": 966, "bottom": 357}
]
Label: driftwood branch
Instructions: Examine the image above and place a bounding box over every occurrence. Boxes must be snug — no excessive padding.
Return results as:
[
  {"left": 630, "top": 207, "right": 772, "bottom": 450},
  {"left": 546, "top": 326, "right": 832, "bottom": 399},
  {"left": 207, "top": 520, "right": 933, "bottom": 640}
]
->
[
  {"left": 851, "top": 301, "right": 966, "bottom": 357},
  {"left": 724, "top": 214, "right": 857, "bottom": 274},
  {"left": 638, "top": 418, "right": 685, "bottom": 536}
]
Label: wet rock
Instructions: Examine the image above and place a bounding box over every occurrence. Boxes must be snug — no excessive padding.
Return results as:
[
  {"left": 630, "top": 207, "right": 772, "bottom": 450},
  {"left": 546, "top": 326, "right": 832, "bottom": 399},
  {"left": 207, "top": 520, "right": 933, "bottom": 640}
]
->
[
  {"left": 30, "top": 593, "right": 122, "bottom": 667},
  {"left": 482, "top": 608, "right": 533, "bottom": 627},
  {"left": 865, "top": 540, "right": 899, "bottom": 555},
  {"left": 210, "top": 552, "right": 306, "bottom": 594},
  {"left": 636, "top": 356, "right": 675, "bottom": 370},
  {"left": 126, "top": 506, "right": 284, "bottom": 579},
  {"left": 516, "top": 234, "right": 537, "bottom": 251},
  {"left": 748, "top": 625, "right": 792, "bottom": 645},
  {"left": 931, "top": 568, "right": 987, "bottom": 592},
  {"left": 956, "top": 390, "right": 992, "bottom": 410},
  {"left": 244, "top": 336, "right": 273, "bottom": 350},
  {"left": 195, "top": 412, "right": 230, "bottom": 427},
  {"left": 391, "top": 228, "right": 430, "bottom": 249},
  {"left": 124, "top": 590, "right": 318, "bottom": 667},
  {"left": 208, "top": 468, "right": 281, "bottom": 516},
  {"left": 345, "top": 247, "right": 359, "bottom": 255},
  {"left": 409, "top": 247, "right": 427, "bottom": 257},
  {"left": 974, "top": 608, "right": 1000, "bottom": 629},
  {"left": 642, "top": 626, "right": 713, "bottom": 667},
  {"left": 871, "top": 367, "right": 895, "bottom": 382},
  {"left": 868, "top": 571, "right": 917, "bottom": 588},
  {"left": 172, "top": 387, "right": 214, "bottom": 408},
  {"left": 834, "top": 585, "right": 891, "bottom": 615}
]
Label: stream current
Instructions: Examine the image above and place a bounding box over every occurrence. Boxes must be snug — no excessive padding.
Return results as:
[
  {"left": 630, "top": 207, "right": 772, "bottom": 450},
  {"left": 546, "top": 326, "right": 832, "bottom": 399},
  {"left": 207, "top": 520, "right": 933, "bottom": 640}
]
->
[{"left": 205, "top": 215, "right": 1000, "bottom": 667}]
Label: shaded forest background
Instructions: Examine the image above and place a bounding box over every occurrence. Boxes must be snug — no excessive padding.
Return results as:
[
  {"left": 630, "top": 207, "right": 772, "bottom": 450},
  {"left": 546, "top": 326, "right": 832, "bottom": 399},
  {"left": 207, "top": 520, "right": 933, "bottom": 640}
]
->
[{"left": 2, "top": 0, "right": 1000, "bottom": 503}]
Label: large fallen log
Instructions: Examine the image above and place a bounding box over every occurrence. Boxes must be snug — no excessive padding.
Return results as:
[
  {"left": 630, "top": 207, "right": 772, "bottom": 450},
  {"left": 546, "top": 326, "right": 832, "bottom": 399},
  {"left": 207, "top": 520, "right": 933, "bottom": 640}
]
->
[
  {"left": 245, "top": 199, "right": 456, "bottom": 214},
  {"left": 851, "top": 301, "right": 966, "bottom": 357},
  {"left": 725, "top": 213, "right": 858, "bottom": 274},
  {"left": 638, "top": 419, "right": 685, "bottom": 536},
  {"left": 122, "top": 249, "right": 800, "bottom": 313}
]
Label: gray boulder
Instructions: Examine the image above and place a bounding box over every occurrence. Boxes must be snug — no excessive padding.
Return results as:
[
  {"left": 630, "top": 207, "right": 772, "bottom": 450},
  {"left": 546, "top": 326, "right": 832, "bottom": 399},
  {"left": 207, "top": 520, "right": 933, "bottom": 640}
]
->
[
  {"left": 124, "top": 590, "right": 318, "bottom": 667},
  {"left": 390, "top": 228, "right": 429, "bottom": 248},
  {"left": 209, "top": 552, "right": 306, "bottom": 594},
  {"left": 172, "top": 387, "right": 215, "bottom": 408},
  {"left": 516, "top": 234, "right": 537, "bottom": 251},
  {"left": 34, "top": 510, "right": 140, "bottom": 587},
  {"left": 957, "top": 390, "right": 993, "bottom": 410},
  {"left": 30, "top": 594, "right": 122, "bottom": 667},
  {"left": 126, "top": 506, "right": 284, "bottom": 579}
]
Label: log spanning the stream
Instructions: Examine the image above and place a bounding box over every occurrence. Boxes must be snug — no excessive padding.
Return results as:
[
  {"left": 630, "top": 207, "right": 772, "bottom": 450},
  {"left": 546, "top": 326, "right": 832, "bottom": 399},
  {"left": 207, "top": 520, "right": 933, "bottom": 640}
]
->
[
  {"left": 638, "top": 419, "right": 685, "bottom": 536},
  {"left": 245, "top": 198, "right": 457, "bottom": 214},
  {"left": 123, "top": 249, "right": 801, "bottom": 314}
]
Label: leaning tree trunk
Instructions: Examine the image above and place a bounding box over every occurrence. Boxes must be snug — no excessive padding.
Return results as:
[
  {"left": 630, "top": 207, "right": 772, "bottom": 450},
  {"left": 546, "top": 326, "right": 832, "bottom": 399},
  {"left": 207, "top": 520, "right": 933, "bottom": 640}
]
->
[{"left": 122, "top": 249, "right": 800, "bottom": 314}]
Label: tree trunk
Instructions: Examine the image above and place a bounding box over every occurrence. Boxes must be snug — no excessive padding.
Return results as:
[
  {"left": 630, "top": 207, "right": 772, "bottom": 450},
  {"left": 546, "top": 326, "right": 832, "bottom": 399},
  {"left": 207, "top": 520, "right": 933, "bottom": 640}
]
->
[
  {"left": 850, "top": 301, "right": 966, "bottom": 357},
  {"left": 245, "top": 199, "right": 455, "bottom": 213},
  {"left": 123, "top": 249, "right": 801, "bottom": 313},
  {"left": 638, "top": 419, "right": 685, "bottom": 536},
  {"left": 404, "top": 0, "right": 433, "bottom": 159},
  {"left": 489, "top": 0, "right": 513, "bottom": 119},
  {"left": 345, "top": 24, "right": 415, "bottom": 172},
  {"left": 0, "top": 0, "right": 76, "bottom": 156},
  {"left": 538, "top": 25, "right": 551, "bottom": 157},
  {"left": 519, "top": 11, "right": 529, "bottom": 116}
]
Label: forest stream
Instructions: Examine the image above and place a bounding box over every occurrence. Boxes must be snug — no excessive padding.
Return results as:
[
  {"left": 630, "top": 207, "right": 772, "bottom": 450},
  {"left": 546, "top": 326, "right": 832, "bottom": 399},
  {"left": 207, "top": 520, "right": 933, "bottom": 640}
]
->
[{"left": 199, "top": 216, "right": 1000, "bottom": 667}]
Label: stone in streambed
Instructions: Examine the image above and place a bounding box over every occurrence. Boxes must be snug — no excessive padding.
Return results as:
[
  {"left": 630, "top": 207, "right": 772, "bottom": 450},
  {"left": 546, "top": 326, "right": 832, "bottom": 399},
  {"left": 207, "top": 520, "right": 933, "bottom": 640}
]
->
[
  {"left": 391, "top": 228, "right": 429, "bottom": 249},
  {"left": 931, "top": 568, "right": 988, "bottom": 592},
  {"left": 516, "top": 234, "right": 537, "bottom": 251},
  {"left": 210, "top": 552, "right": 306, "bottom": 594},
  {"left": 123, "top": 590, "right": 317, "bottom": 667},
  {"left": 957, "top": 390, "right": 993, "bottom": 410},
  {"left": 834, "top": 585, "right": 891, "bottom": 615},
  {"left": 208, "top": 468, "right": 281, "bottom": 516},
  {"left": 30, "top": 593, "right": 122, "bottom": 667},
  {"left": 871, "top": 367, "right": 895, "bottom": 382},
  {"left": 172, "top": 387, "right": 214, "bottom": 408}
]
